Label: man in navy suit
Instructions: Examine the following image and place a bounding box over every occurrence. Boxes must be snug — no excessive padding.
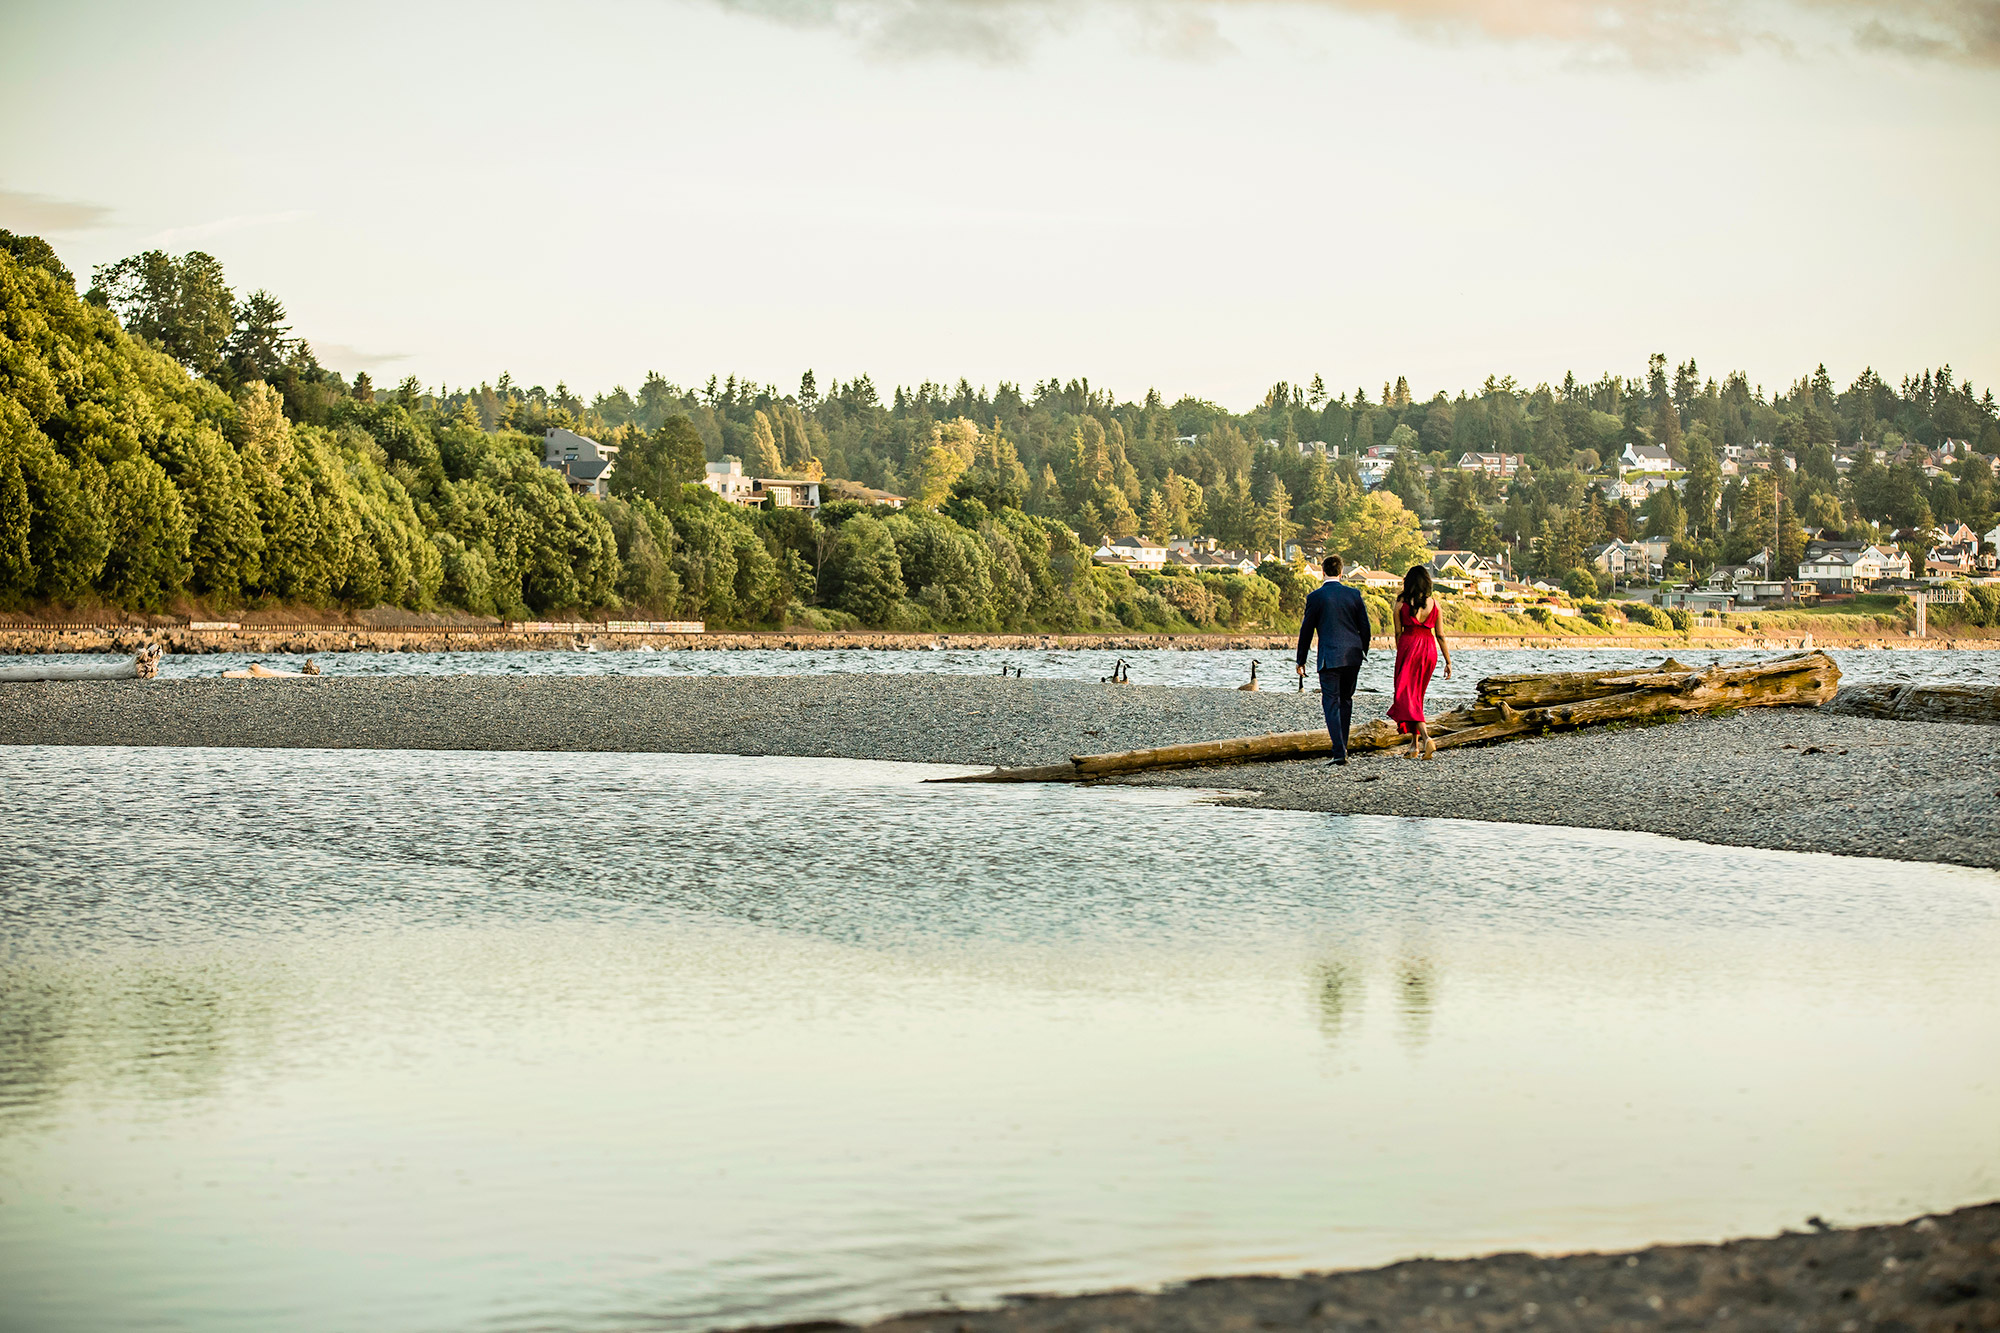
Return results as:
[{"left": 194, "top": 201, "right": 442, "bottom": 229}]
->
[{"left": 1295, "top": 554, "right": 1372, "bottom": 765}]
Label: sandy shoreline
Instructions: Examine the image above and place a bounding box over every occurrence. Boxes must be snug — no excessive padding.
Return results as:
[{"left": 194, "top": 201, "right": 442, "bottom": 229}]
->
[
  {"left": 4, "top": 673, "right": 1995, "bottom": 869},
  {"left": 732, "top": 1203, "right": 1998, "bottom": 1333}
]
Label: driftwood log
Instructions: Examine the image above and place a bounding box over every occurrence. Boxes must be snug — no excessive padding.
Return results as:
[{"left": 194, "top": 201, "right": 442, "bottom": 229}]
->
[
  {"left": 0, "top": 645, "right": 162, "bottom": 682},
  {"left": 221, "top": 660, "right": 319, "bottom": 678},
  {"left": 1827, "top": 682, "right": 2000, "bottom": 725},
  {"left": 935, "top": 652, "right": 1841, "bottom": 784}
]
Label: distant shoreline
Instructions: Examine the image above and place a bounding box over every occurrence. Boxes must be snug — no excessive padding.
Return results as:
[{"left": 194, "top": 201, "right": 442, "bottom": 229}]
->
[{"left": 0, "top": 624, "right": 1988, "bottom": 656}]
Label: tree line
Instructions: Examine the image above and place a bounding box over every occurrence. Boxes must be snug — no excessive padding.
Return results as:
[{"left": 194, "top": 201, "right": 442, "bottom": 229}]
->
[{"left": 3, "top": 232, "right": 1995, "bottom": 632}]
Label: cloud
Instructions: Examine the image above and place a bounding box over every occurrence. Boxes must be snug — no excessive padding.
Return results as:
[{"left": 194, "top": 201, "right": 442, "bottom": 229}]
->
[
  {"left": 0, "top": 188, "right": 115, "bottom": 234},
  {"left": 1836, "top": 1, "right": 2000, "bottom": 65},
  {"left": 307, "top": 341, "right": 410, "bottom": 375},
  {"left": 137, "top": 210, "right": 312, "bottom": 249},
  {"left": 710, "top": 0, "right": 2000, "bottom": 68},
  {"left": 716, "top": 0, "right": 1079, "bottom": 63}
]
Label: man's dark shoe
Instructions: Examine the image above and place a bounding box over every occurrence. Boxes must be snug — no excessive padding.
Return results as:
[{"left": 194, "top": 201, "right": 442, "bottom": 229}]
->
[{"left": 1323, "top": 757, "right": 1348, "bottom": 767}]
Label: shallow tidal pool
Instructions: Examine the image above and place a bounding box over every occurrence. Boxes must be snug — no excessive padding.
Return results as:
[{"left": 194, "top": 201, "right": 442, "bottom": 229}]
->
[{"left": 1, "top": 747, "right": 1996, "bottom": 1333}]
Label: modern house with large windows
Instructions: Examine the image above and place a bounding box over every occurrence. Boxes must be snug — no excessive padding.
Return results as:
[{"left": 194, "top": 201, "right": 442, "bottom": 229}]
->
[{"left": 543, "top": 427, "right": 618, "bottom": 498}]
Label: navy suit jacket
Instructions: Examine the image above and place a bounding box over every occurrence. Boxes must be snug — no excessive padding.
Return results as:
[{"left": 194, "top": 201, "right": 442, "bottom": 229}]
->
[{"left": 1296, "top": 579, "right": 1372, "bottom": 671}]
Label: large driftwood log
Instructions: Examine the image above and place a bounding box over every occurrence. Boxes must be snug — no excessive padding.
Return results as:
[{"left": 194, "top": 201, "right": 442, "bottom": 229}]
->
[
  {"left": 0, "top": 646, "right": 161, "bottom": 682},
  {"left": 934, "top": 652, "right": 1840, "bottom": 784},
  {"left": 1827, "top": 682, "right": 2000, "bottom": 725}
]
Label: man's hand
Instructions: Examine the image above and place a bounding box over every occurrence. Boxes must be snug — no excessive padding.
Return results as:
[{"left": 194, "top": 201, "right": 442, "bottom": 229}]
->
[{"left": 1295, "top": 662, "right": 1307, "bottom": 678}]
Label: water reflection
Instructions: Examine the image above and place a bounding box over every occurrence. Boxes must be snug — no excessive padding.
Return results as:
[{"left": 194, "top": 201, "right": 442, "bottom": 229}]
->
[
  {"left": 0, "top": 747, "right": 1996, "bottom": 1333},
  {"left": 3, "top": 644, "right": 1988, "bottom": 699},
  {"left": 1310, "top": 955, "right": 1365, "bottom": 1048},
  {"left": 1394, "top": 953, "right": 1440, "bottom": 1052}
]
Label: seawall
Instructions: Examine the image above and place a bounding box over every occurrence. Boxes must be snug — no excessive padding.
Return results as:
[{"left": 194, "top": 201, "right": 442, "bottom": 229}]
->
[{"left": 0, "top": 625, "right": 1963, "bottom": 656}]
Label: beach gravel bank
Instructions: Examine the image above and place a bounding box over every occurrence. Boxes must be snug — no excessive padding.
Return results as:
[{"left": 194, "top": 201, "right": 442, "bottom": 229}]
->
[
  {"left": 3, "top": 673, "right": 1994, "bottom": 868},
  {"left": 741, "top": 1203, "right": 1999, "bottom": 1333}
]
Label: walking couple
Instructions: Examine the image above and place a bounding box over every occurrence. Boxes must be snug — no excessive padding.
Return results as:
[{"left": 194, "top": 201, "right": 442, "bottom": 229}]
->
[{"left": 1294, "top": 555, "right": 1453, "bottom": 766}]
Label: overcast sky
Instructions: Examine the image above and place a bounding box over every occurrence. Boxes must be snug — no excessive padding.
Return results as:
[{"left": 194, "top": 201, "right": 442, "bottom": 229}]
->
[{"left": 4, "top": 0, "right": 1997, "bottom": 408}]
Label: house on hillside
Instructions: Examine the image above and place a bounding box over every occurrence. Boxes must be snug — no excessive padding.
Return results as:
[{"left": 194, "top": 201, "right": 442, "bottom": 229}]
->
[
  {"left": 1619, "top": 443, "right": 1674, "bottom": 473},
  {"left": 1344, "top": 567, "right": 1405, "bottom": 592},
  {"left": 1655, "top": 587, "right": 1736, "bottom": 613},
  {"left": 1588, "top": 539, "right": 1654, "bottom": 583},
  {"left": 1169, "top": 548, "right": 1261, "bottom": 574},
  {"left": 1094, "top": 535, "right": 1168, "bottom": 571},
  {"left": 1457, "top": 452, "right": 1524, "bottom": 479},
  {"left": 1797, "top": 542, "right": 1910, "bottom": 592},
  {"left": 544, "top": 427, "right": 618, "bottom": 498},
  {"left": 703, "top": 457, "right": 756, "bottom": 503},
  {"left": 699, "top": 458, "right": 825, "bottom": 511},
  {"left": 1422, "top": 550, "right": 1501, "bottom": 591}
]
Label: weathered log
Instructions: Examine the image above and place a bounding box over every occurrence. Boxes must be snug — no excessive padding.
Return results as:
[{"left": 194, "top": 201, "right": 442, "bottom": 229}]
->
[
  {"left": 0, "top": 646, "right": 161, "bottom": 682},
  {"left": 932, "top": 652, "right": 1841, "bottom": 784},
  {"left": 1827, "top": 682, "right": 2000, "bottom": 725},
  {"left": 1475, "top": 659, "right": 1693, "bottom": 707},
  {"left": 221, "top": 662, "right": 311, "bottom": 678}
]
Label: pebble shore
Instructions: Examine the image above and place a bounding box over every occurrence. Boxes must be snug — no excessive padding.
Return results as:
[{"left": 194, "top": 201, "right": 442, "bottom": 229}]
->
[
  {"left": 4, "top": 672, "right": 1995, "bottom": 868},
  {"left": 752, "top": 1203, "right": 1999, "bottom": 1333}
]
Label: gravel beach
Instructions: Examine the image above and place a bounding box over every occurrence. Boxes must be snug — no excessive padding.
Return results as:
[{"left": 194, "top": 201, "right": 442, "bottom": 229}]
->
[
  {"left": 749, "top": 1203, "right": 1999, "bottom": 1333},
  {"left": 3, "top": 672, "right": 1995, "bottom": 868}
]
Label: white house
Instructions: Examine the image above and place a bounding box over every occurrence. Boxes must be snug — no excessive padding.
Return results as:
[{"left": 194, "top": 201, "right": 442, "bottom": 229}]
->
[
  {"left": 703, "top": 457, "right": 757, "bottom": 503},
  {"left": 1357, "top": 457, "right": 1395, "bottom": 489},
  {"left": 1797, "top": 542, "right": 1911, "bottom": 592},
  {"left": 1619, "top": 443, "right": 1674, "bottom": 472},
  {"left": 544, "top": 427, "right": 618, "bottom": 498},
  {"left": 1094, "top": 535, "right": 1168, "bottom": 571}
]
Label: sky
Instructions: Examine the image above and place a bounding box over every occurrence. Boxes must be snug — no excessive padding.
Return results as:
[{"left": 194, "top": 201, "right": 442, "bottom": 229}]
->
[{"left": 3, "top": 0, "right": 1998, "bottom": 410}]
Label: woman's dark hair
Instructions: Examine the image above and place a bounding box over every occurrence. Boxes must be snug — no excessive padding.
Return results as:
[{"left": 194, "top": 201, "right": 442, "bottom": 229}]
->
[{"left": 1399, "top": 565, "right": 1434, "bottom": 610}]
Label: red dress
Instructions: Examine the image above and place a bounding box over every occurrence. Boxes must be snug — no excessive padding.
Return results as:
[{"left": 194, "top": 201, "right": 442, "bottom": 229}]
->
[{"left": 1389, "top": 601, "right": 1440, "bottom": 734}]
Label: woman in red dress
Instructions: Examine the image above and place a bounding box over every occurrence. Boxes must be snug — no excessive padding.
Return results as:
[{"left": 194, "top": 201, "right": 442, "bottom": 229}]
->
[{"left": 1389, "top": 565, "right": 1452, "bottom": 759}]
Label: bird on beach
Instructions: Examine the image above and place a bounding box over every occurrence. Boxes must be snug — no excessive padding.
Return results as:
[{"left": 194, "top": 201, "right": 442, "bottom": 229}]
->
[
  {"left": 1238, "top": 660, "right": 1260, "bottom": 691},
  {"left": 1101, "top": 658, "right": 1129, "bottom": 684}
]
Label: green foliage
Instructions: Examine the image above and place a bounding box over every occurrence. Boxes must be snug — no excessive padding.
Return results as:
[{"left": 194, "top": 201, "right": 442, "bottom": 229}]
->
[
  {"left": 1619, "top": 601, "right": 1668, "bottom": 629},
  {"left": 612, "top": 417, "right": 707, "bottom": 505},
  {"left": 1562, "top": 566, "right": 1602, "bottom": 600},
  {"left": 13, "top": 231, "right": 2000, "bottom": 630}
]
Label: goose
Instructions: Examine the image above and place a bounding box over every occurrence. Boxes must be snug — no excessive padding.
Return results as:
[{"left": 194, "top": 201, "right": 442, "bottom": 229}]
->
[
  {"left": 1101, "top": 658, "right": 1130, "bottom": 684},
  {"left": 1238, "top": 660, "right": 1261, "bottom": 692}
]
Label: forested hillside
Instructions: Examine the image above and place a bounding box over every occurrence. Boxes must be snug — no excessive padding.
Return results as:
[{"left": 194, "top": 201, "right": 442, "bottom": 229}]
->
[{"left": 4, "top": 232, "right": 1996, "bottom": 631}]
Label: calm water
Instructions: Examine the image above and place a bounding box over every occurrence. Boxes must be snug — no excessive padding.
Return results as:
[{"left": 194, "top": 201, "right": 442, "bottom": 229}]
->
[
  {"left": 1, "top": 747, "right": 1997, "bottom": 1333},
  {"left": 7, "top": 644, "right": 1995, "bottom": 705}
]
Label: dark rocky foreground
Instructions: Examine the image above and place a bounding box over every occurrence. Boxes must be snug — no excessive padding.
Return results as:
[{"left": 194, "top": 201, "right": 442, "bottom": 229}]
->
[
  {"left": 2, "top": 673, "right": 1996, "bottom": 868},
  {"left": 737, "top": 1204, "right": 1999, "bottom": 1333}
]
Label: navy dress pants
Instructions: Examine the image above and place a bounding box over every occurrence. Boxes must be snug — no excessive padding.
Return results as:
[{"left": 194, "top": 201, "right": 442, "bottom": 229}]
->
[{"left": 1318, "top": 664, "right": 1362, "bottom": 760}]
